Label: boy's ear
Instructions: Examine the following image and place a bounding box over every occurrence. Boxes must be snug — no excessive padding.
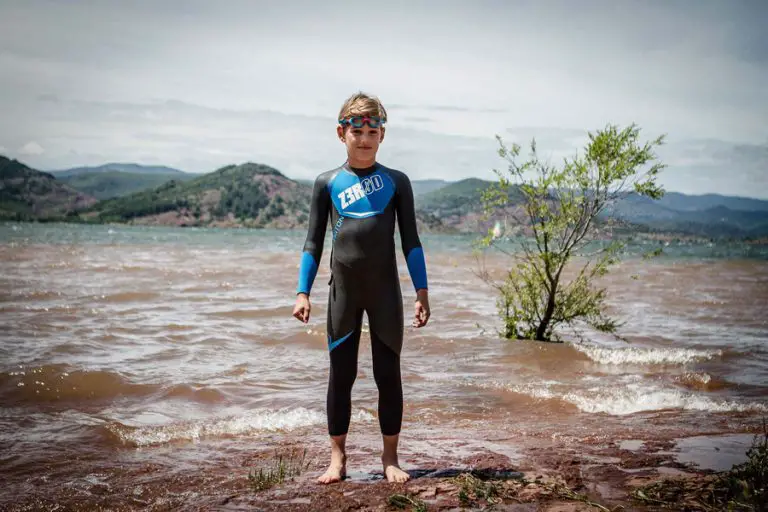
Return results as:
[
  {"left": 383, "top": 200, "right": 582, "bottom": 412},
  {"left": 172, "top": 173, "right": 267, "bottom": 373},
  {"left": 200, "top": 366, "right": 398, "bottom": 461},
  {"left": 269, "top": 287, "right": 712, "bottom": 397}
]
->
[
  {"left": 380, "top": 127, "right": 385, "bottom": 143},
  {"left": 336, "top": 124, "right": 345, "bottom": 141}
]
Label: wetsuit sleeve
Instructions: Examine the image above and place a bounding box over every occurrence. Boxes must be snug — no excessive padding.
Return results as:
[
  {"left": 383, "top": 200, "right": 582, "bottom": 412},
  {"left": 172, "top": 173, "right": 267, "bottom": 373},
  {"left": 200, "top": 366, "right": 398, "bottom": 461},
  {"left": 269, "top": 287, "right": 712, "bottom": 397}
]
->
[
  {"left": 297, "top": 175, "right": 330, "bottom": 295},
  {"left": 394, "top": 172, "right": 428, "bottom": 292}
]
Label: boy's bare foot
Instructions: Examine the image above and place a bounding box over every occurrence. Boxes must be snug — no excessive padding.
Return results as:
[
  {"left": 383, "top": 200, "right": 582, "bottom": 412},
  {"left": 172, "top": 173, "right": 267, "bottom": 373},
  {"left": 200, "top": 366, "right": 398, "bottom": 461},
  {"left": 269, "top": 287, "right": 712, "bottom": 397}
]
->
[
  {"left": 317, "top": 434, "right": 347, "bottom": 484},
  {"left": 317, "top": 458, "right": 346, "bottom": 484},
  {"left": 382, "top": 457, "right": 410, "bottom": 483}
]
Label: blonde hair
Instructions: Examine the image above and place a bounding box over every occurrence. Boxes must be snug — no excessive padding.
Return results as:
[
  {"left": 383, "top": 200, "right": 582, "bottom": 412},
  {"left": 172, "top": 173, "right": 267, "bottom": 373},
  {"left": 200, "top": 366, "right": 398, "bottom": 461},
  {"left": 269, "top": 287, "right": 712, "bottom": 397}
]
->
[{"left": 338, "top": 92, "right": 388, "bottom": 122}]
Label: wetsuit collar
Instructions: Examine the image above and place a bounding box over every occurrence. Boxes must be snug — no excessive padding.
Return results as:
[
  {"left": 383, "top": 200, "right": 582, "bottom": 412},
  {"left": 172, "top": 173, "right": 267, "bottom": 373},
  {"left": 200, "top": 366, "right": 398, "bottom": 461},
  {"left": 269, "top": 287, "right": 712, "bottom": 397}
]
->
[{"left": 344, "top": 161, "right": 379, "bottom": 177}]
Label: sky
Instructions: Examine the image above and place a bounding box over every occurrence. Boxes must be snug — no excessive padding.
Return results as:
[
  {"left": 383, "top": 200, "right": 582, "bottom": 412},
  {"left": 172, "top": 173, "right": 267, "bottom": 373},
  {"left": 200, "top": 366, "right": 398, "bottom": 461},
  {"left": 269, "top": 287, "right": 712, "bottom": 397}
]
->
[{"left": 1, "top": 0, "right": 767, "bottom": 198}]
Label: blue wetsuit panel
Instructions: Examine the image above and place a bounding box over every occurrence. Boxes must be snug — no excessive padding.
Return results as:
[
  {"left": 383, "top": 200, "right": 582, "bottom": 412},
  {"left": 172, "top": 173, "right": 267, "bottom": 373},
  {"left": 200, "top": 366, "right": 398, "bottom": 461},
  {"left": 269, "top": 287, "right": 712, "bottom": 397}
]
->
[
  {"left": 405, "top": 247, "right": 428, "bottom": 291},
  {"left": 328, "top": 169, "right": 396, "bottom": 219},
  {"left": 296, "top": 251, "right": 318, "bottom": 295}
]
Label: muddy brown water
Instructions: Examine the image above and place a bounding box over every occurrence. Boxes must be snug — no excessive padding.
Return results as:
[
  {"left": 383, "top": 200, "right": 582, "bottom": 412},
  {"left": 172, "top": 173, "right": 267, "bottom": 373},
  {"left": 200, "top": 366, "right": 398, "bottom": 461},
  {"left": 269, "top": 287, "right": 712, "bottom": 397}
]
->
[{"left": 1, "top": 223, "right": 767, "bottom": 509}]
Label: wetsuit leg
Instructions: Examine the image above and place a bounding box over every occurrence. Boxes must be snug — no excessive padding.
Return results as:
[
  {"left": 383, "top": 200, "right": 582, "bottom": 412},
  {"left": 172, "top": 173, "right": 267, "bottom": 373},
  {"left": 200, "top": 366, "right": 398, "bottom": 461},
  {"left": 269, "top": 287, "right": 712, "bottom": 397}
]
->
[
  {"left": 365, "top": 261, "right": 404, "bottom": 436},
  {"left": 326, "top": 268, "right": 364, "bottom": 437},
  {"left": 371, "top": 331, "right": 403, "bottom": 435}
]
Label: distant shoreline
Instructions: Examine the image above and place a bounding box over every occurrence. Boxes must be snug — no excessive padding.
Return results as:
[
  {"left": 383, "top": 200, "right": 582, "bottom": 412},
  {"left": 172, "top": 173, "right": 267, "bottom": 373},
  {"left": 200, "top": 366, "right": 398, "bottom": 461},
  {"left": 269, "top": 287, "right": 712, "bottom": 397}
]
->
[{"left": 3, "top": 218, "right": 767, "bottom": 246}]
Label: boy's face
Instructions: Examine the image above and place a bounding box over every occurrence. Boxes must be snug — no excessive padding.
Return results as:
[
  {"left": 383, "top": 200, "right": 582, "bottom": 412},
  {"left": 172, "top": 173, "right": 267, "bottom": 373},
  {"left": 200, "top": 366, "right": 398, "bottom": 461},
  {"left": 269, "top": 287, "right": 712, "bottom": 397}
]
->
[{"left": 337, "top": 119, "right": 385, "bottom": 163}]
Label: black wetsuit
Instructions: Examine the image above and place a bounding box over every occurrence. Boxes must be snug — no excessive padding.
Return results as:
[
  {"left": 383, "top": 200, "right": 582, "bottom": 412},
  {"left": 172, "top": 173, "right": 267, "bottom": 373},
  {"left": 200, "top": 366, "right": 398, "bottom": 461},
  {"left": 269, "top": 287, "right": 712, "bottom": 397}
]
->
[{"left": 296, "top": 162, "right": 428, "bottom": 436}]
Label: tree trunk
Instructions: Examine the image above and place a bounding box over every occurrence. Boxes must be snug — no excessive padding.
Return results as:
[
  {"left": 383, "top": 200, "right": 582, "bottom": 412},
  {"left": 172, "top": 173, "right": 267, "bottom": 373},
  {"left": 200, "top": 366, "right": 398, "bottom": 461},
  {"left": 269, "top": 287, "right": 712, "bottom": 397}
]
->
[{"left": 536, "top": 286, "right": 557, "bottom": 341}]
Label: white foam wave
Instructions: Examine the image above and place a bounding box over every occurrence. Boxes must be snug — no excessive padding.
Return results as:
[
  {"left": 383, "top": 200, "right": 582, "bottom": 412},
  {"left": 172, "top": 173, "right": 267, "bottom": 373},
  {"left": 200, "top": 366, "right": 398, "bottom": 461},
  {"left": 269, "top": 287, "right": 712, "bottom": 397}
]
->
[
  {"left": 679, "top": 372, "right": 712, "bottom": 386},
  {"left": 502, "top": 380, "right": 768, "bottom": 416},
  {"left": 109, "top": 407, "right": 375, "bottom": 447},
  {"left": 424, "top": 371, "right": 766, "bottom": 416},
  {"left": 562, "top": 385, "right": 768, "bottom": 416},
  {"left": 455, "top": 379, "right": 561, "bottom": 400},
  {"left": 575, "top": 344, "right": 722, "bottom": 365}
]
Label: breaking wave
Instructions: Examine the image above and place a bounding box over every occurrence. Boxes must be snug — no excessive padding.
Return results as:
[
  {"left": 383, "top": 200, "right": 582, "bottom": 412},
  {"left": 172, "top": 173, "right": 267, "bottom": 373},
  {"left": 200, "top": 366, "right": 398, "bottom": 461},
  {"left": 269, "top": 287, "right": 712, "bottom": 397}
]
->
[
  {"left": 573, "top": 344, "right": 722, "bottom": 366},
  {"left": 103, "top": 407, "right": 375, "bottom": 447}
]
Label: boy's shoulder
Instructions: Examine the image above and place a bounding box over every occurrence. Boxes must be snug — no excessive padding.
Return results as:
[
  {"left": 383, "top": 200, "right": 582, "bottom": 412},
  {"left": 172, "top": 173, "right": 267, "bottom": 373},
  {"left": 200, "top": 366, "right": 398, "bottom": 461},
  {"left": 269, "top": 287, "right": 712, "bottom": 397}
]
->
[
  {"left": 377, "top": 163, "right": 411, "bottom": 185},
  {"left": 313, "top": 165, "right": 345, "bottom": 187}
]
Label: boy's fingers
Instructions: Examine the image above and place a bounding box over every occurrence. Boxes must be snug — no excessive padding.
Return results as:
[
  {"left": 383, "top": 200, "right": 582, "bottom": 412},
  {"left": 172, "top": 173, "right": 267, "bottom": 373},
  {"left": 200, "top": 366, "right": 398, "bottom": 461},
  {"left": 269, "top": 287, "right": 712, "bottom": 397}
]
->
[
  {"left": 293, "top": 304, "right": 310, "bottom": 323},
  {"left": 412, "top": 306, "right": 426, "bottom": 327}
]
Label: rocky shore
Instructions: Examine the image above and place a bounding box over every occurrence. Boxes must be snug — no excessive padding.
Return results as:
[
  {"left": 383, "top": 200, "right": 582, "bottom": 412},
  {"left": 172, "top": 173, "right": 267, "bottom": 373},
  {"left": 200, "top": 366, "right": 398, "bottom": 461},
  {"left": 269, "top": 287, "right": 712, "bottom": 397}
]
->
[{"left": 8, "top": 427, "right": 765, "bottom": 511}]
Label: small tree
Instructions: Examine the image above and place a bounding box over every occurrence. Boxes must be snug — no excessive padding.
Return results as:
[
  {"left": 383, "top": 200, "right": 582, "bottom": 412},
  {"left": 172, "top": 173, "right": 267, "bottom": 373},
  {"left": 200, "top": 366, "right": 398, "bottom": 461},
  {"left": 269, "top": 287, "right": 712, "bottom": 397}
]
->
[{"left": 476, "top": 123, "right": 666, "bottom": 342}]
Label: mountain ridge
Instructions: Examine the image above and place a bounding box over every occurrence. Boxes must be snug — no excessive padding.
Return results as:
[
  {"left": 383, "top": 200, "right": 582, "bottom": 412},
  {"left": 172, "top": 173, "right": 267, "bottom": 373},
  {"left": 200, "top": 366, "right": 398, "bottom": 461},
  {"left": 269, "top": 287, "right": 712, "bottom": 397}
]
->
[
  {"left": 51, "top": 162, "right": 190, "bottom": 177},
  {"left": 82, "top": 161, "right": 310, "bottom": 228},
  {"left": 3, "top": 155, "right": 767, "bottom": 238},
  {"left": 0, "top": 156, "right": 98, "bottom": 220}
]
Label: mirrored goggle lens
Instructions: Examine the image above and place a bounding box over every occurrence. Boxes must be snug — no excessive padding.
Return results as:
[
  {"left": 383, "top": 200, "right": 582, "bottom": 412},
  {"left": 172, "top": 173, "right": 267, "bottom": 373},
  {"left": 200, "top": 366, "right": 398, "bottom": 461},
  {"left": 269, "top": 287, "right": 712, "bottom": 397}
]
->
[{"left": 340, "top": 116, "right": 385, "bottom": 128}]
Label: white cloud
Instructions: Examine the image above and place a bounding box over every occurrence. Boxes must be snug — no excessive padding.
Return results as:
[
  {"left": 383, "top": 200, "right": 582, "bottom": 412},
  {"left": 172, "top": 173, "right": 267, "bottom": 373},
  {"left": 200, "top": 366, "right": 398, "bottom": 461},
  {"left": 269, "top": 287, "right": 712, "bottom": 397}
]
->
[
  {"left": 0, "top": 0, "right": 766, "bottom": 198},
  {"left": 18, "top": 141, "right": 45, "bottom": 156},
  {"left": 3, "top": 97, "right": 764, "bottom": 199}
]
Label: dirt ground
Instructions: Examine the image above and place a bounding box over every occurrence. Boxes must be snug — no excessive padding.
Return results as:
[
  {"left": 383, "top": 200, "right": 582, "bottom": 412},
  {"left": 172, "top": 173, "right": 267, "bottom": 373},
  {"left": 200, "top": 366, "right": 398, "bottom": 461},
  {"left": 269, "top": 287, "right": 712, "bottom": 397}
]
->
[
  {"left": 5, "top": 432, "right": 744, "bottom": 511},
  {"left": 200, "top": 438, "right": 715, "bottom": 511}
]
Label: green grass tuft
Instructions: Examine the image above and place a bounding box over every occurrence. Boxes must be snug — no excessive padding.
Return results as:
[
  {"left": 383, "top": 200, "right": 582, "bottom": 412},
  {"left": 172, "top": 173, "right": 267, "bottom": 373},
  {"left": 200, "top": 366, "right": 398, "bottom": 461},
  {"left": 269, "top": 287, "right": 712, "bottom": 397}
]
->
[
  {"left": 248, "top": 447, "right": 309, "bottom": 492},
  {"left": 386, "top": 493, "right": 427, "bottom": 512}
]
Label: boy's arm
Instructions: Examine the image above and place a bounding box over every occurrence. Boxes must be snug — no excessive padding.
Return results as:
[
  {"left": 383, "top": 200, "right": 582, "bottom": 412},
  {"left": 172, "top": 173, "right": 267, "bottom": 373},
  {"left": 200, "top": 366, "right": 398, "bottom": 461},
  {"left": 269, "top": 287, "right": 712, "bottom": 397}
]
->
[
  {"left": 394, "top": 172, "right": 428, "bottom": 293},
  {"left": 297, "top": 175, "right": 330, "bottom": 295}
]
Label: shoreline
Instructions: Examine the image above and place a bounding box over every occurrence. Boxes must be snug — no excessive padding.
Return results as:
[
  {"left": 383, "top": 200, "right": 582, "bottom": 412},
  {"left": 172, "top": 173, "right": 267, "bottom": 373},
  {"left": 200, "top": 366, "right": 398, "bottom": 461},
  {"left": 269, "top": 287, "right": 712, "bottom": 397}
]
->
[
  {"left": 3, "top": 219, "right": 768, "bottom": 247},
  {"left": 4, "top": 425, "right": 764, "bottom": 511}
]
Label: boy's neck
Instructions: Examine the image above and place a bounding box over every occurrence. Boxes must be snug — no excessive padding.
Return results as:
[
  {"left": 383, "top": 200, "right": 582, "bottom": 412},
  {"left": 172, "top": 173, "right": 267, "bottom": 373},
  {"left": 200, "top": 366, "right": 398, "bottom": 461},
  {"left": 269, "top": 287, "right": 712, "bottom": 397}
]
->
[{"left": 346, "top": 157, "right": 377, "bottom": 170}]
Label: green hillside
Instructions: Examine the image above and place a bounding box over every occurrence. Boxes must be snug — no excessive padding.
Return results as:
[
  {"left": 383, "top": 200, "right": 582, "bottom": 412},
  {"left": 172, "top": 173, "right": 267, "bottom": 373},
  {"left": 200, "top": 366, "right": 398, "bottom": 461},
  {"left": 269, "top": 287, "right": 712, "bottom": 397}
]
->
[
  {"left": 60, "top": 171, "right": 198, "bottom": 200},
  {"left": 0, "top": 156, "right": 97, "bottom": 221},
  {"left": 411, "top": 179, "right": 450, "bottom": 197},
  {"left": 53, "top": 163, "right": 188, "bottom": 177},
  {"left": 85, "top": 162, "right": 311, "bottom": 228},
  {"left": 4, "top": 153, "right": 767, "bottom": 239},
  {"left": 657, "top": 192, "right": 768, "bottom": 212},
  {"left": 418, "top": 177, "right": 519, "bottom": 217},
  {"left": 607, "top": 193, "right": 768, "bottom": 238}
]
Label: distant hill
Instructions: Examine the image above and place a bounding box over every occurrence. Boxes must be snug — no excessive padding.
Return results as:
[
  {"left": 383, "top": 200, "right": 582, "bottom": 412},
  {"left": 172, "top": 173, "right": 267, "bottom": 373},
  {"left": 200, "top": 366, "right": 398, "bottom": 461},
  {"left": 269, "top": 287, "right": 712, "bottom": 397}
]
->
[
  {"left": 416, "top": 178, "right": 768, "bottom": 238},
  {"left": 417, "top": 177, "right": 527, "bottom": 216},
  {"left": 0, "top": 156, "right": 97, "bottom": 220},
  {"left": 607, "top": 194, "right": 768, "bottom": 238},
  {"left": 655, "top": 191, "right": 768, "bottom": 213},
  {"left": 4, "top": 155, "right": 768, "bottom": 239},
  {"left": 52, "top": 163, "right": 189, "bottom": 177},
  {"left": 415, "top": 178, "right": 524, "bottom": 233},
  {"left": 59, "top": 170, "right": 198, "bottom": 200},
  {"left": 418, "top": 178, "right": 494, "bottom": 214},
  {"left": 83, "top": 162, "right": 311, "bottom": 228},
  {"left": 411, "top": 179, "right": 451, "bottom": 197}
]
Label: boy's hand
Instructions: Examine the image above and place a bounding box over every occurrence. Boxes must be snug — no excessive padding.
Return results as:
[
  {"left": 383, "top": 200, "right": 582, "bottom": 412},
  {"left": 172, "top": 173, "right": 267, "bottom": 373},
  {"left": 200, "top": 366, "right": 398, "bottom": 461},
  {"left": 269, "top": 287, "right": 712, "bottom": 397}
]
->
[
  {"left": 293, "top": 293, "right": 311, "bottom": 323},
  {"left": 413, "top": 289, "right": 430, "bottom": 328}
]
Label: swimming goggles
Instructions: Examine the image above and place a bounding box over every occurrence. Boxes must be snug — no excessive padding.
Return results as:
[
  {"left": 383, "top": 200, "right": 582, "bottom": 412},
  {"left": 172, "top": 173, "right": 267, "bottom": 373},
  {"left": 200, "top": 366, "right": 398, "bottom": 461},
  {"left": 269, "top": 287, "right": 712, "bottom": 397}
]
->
[{"left": 338, "top": 116, "right": 387, "bottom": 128}]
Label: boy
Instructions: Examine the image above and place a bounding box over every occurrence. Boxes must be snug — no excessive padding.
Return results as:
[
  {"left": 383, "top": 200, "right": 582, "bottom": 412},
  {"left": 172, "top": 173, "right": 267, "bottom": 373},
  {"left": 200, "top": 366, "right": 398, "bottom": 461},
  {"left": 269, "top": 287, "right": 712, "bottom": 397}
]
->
[{"left": 292, "top": 92, "right": 430, "bottom": 484}]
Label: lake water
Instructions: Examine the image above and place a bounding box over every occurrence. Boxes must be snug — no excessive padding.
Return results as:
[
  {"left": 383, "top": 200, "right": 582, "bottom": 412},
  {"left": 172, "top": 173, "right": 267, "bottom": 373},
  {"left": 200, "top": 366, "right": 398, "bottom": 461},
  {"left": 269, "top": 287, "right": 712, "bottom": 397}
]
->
[{"left": 1, "top": 222, "right": 767, "bottom": 508}]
